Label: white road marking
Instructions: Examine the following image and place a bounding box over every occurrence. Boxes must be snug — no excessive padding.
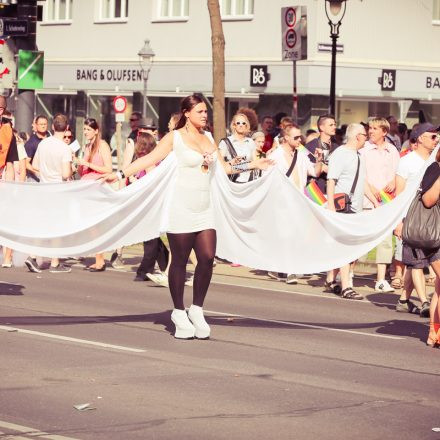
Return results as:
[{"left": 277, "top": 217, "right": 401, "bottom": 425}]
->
[
  {"left": 204, "top": 309, "right": 405, "bottom": 340},
  {"left": 0, "top": 420, "right": 80, "bottom": 439},
  {"left": 0, "top": 325, "right": 146, "bottom": 353}
]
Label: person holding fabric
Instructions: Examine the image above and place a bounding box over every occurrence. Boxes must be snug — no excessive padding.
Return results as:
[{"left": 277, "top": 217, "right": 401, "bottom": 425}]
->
[
  {"left": 394, "top": 123, "right": 438, "bottom": 317},
  {"left": 326, "top": 123, "right": 379, "bottom": 300},
  {"left": 361, "top": 117, "right": 400, "bottom": 293},
  {"left": 218, "top": 113, "right": 257, "bottom": 183},
  {"left": 101, "top": 94, "right": 272, "bottom": 340},
  {"left": 77, "top": 118, "right": 112, "bottom": 272},
  {"left": 267, "top": 124, "right": 324, "bottom": 284},
  {"left": 403, "top": 150, "right": 440, "bottom": 347}
]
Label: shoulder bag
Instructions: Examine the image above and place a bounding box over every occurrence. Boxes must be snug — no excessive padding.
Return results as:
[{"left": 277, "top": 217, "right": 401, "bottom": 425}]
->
[
  {"left": 333, "top": 154, "right": 360, "bottom": 213},
  {"left": 402, "top": 190, "right": 440, "bottom": 249}
]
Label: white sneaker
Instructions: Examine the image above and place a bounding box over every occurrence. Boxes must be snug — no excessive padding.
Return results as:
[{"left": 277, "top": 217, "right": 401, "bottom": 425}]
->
[
  {"left": 171, "top": 309, "right": 195, "bottom": 339},
  {"left": 286, "top": 274, "right": 298, "bottom": 284},
  {"left": 375, "top": 279, "right": 394, "bottom": 293},
  {"left": 147, "top": 272, "right": 169, "bottom": 287},
  {"left": 185, "top": 275, "right": 194, "bottom": 287},
  {"left": 187, "top": 304, "right": 210, "bottom": 339}
]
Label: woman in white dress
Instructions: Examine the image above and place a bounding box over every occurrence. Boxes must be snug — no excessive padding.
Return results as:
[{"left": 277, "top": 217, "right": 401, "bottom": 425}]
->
[{"left": 102, "top": 95, "right": 271, "bottom": 340}]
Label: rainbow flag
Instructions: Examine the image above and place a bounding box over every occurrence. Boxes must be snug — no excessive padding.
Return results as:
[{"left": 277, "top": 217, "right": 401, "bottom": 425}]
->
[
  {"left": 380, "top": 190, "right": 395, "bottom": 204},
  {"left": 304, "top": 180, "right": 327, "bottom": 206}
]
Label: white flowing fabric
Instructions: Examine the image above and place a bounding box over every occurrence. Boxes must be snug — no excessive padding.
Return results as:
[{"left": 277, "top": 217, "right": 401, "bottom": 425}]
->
[{"left": 0, "top": 151, "right": 429, "bottom": 273}]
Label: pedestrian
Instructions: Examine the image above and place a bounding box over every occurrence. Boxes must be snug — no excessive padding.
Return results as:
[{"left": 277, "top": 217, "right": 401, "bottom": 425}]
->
[
  {"left": 361, "top": 117, "right": 400, "bottom": 293},
  {"left": 394, "top": 123, "right": 438, "bottom": 317},
  {"left": 386, "top": 115, "right": 401, "bottom": 150},
  {"left": 101, "top": 94, "right": 272, "bottom": 339},
  {"left": 128, "top": 111, "right": 142, "bottom": 141},
  {"left": 26, "top": 113, "right": 73, "bottom": 273},
  {"left": 305, "top": 114, "right": 339, "bottom": 193},
  {"left": 326, "top": 123, "right": 379, "bottom": 299},
  {"left": 219, "top": 113, "right": 257, "bottom": 183},
  {"left": 260, "top": 115, "right": 274, "bottom": 154},
  {"left": 24, "top": 115, "right": 50, "bottom": 182},
  {"left": 402, "top": 149, "right": 440, "bottom": 347},
  {"left": 267, "top": 124, "right": 324, "bottom": 284},
  {"left": 77, "top": 117, "right": 112, "bottom": 272},
  {"left": 252, "top": 131, "right": 265, "bottom": 158},
  {"left": 132, "top": 132, "right": 170, "bottom": 283},
  {"left": 270, "top": 116, "right": 294, "bottom": 151}
]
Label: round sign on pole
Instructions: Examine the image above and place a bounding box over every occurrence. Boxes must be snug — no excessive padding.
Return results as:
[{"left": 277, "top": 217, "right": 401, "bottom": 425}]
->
[
  {"left": 113, "top": 95, "right": 127, "bottom": 113},
  {"left": 285, "top": 29, "right": 297, "bottom": 49},
  {"left": 285, "top": 7, "right": 296, "bottom": 28}
]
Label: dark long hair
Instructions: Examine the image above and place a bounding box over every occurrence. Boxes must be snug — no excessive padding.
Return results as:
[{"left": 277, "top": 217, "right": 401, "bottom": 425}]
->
[
  {"left": 84, "top": 117, "right": 102, "bottom": 161},
  {"left": 175, "top": 94, "right": 205, "bottom": 130}
]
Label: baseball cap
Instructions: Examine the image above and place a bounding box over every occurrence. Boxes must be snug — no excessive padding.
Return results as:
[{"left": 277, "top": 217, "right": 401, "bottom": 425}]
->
[
  {"left": 138, "top": 117, "right": 157, "bottom": 130},
  {"left": 410, "top": 122, "right": 438, "bottom": 141}
]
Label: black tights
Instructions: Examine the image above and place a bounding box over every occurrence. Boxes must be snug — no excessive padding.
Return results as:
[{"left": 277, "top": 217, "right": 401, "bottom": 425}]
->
[{"left": 167, "top": 229, "right": 216, "bottom": 310}]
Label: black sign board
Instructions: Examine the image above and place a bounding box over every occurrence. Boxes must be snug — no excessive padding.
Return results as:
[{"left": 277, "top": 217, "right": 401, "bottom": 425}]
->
[
  {"left": 380, "top": 69, "right": 396, "bottom": 91},
  {"left": 250, "top": 65, "right": 269, "bottom": 87},
  {"left": 0, "top": 19, "right": 28, "bottom": 37}
]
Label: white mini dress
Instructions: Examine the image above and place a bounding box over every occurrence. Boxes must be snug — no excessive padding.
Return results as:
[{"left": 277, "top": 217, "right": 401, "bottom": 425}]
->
[{"left": 167, "top": 130, "right": 217, "bottom": 233}]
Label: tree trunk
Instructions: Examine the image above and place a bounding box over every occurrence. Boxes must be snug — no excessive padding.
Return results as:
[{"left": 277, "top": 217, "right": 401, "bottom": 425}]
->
[{"left": 207, "top": 0, "right": 226, "bottom": 144}]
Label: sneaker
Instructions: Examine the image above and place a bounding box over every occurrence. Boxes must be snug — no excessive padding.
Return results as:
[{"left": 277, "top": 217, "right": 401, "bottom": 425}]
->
[
  {"left": 268, "top": 271, "right": 287, "bottom": 281},
  {"left": 49, "top": 264, "right": 71, "bottom": 273},
  {"left": 1, "top": 262, "right": 12, "bottom": 268},
  {"left": 25, "top": 257, "right": 42, "bottom": 273},
  {"left": 375, "top": 279, "right": 394, "bottom": 293},
  {"left": 286, "top": 274, "right": 298, "bottom": 284},
  {"left": 420, "top": 301, "right": 431, "bottom": 318},
  {"left": 185, "top": 275, "right": 194, "bottom": 287},
  {"left": 147, "top": 272, "right": 169, "bottom": 287},
  {"left": 396, "top": 300, "right": 420, "bottom": 314},
  {"left": 111, "top": 254, "right": 124, "bottom": 269}
]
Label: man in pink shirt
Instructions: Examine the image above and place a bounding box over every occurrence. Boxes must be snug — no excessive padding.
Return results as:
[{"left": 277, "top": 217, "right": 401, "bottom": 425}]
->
[{"left": 361, "top": 117, "right": 400, "bottom": 293}]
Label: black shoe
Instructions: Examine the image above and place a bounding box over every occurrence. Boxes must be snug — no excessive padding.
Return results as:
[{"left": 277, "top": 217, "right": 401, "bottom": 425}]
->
[
  {"left": 420, "top": 301, "right": 430, "bottom": 318},
  {"left": 134, "top": 274, "right": 147, "bottom": 282},
  {"left": 25, "top": 257, "right": 42, "bottom": 273},
  {"left": 89, "top": 265, "right": 106, "bottom": 272}
]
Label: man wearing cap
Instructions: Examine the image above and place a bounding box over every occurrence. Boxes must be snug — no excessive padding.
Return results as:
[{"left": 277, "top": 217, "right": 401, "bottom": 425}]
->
[{"left": 393, "top": 122, "right": 439, "bottom": 317}]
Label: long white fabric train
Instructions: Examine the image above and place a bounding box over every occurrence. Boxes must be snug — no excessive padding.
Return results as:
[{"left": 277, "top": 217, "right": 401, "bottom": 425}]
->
[{"left": 0, "top": 149, "right": 432, "bottom": 273}]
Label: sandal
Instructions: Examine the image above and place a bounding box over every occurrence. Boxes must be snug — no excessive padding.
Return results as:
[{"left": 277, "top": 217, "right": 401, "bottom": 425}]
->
[
  {"left": 341, "top": 287, "right": 363, "bottom": 300},
  {"left": 324, "top": 281, "right": 341, "bottom": 295},
  {"left": 390, "top": 276, "right": 403, "bottom": 289}
]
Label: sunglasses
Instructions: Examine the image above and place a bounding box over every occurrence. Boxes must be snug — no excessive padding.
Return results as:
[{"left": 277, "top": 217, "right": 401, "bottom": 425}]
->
[
  {"left": 235, "top": 121, "right": 247, "bottom": 126},
  {"left": 291, "top": 135, "right": 302, "bottom": 140},
  {"left": 64, "top": 135, "right": 73, "bottom": 139},
  {"left": 130, "top": 118, "right": 139, "bottom": 122}
]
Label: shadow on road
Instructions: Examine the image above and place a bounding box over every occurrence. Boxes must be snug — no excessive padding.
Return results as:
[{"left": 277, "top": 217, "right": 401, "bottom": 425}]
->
[
  {"left": 0, "top": 282, "right": 25, "bottom": 296},
  {"left": 0, "top": 309, "right": 428, "bottom": 342}
]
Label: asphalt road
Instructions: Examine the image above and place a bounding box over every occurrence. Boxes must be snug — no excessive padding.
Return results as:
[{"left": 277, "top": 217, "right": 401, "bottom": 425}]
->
[{"left": 0, "top": 260, "right": 439, "bottom": 440}]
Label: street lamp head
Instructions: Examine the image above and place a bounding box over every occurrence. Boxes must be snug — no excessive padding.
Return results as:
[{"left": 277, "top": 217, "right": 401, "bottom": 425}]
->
[
  {"left": 138, "top": 39, "right": 155, "bottom": 71},
  {"left": 325, "top": 0, "right": 347, "bottom": 25}
]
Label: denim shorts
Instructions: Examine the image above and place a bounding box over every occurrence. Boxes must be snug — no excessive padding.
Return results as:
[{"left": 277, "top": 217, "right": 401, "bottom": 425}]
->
[{"left": 402, "top": 243, "right": 440, "bottom": 269}]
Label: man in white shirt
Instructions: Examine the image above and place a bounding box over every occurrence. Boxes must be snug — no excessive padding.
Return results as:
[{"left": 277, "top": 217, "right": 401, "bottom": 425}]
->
[
  {"left": 28, "top": 113, "right": 73, "bottom": 273},
  {"left": 394, "top": 122, "right": 438, "bottom": 317},
  {"left": 326, "top": 123, "right": 379, "bottom": 299},
  {"left": 267, "top": 124, "right": 323, "bottom": 284}
]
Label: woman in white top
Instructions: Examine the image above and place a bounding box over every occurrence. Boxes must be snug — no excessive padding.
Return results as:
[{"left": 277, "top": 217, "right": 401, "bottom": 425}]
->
[
  {"left": 218, "top": 113, "right": 257, "bottom": 183},
  {"left": 102, "top": 95, "right": 271, "bottom": 340}
]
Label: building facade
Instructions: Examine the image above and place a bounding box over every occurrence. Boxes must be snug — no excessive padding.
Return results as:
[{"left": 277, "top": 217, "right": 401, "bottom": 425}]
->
[{"left": 21, "top": 0, "right": 440, "bottom": 141}]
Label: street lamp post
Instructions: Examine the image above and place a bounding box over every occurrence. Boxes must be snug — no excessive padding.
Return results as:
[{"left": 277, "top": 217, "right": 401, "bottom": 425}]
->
[
  {"left": 137, "top": 39, "right": 155, "bottom": 117},
  {"left": 325, "top": 0, "right": 347, "bottom": 116}
]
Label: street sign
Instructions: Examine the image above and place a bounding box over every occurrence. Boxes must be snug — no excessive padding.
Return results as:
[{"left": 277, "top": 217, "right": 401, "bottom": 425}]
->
[
  {"left": 113, "top": 95, "right": 127, "bottom": 113},
  {"left": 281, "top": 6, "right": 304, "bottom": 61},
  {"left": 250, "top": 65, "right": 269, "bottom": 87},
  {"left": 17, "top": 50, "right": 44, "bottom": 90},
  {"left": 0, "top": 19, "right": 28, "bottom": 37},
  {"left": 380, "top": 69, "right": 396, "bottom": 91}
]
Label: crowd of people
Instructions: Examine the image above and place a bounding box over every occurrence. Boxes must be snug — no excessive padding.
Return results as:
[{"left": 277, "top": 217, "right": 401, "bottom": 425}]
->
[{"left": 0, "top": 94, "right": 439, "bottom": 347}]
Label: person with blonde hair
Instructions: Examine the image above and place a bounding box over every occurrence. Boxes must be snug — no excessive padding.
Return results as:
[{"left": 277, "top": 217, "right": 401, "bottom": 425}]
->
[{"left": 218, "top": 113, "right": 257, "bottom": 183}]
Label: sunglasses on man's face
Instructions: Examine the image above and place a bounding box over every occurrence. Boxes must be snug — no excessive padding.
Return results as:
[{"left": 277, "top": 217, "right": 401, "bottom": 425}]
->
[{"left": 130, "top": 118, "right": 139, "bottom": 122}]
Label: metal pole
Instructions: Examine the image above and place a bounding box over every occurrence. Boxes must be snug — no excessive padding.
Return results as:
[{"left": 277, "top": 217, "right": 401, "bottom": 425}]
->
[
  {"left": 292, "top": 60, "right": 298, "bottom": 123},
  {"left": 15, "top": 0, "right": 37, "bottom": 134},
  {"left": 329, "top": 33, "right": 338, "bottom": 116},
  {"left": 142, "top": 74, "right": 147, "bottom": 117}
]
